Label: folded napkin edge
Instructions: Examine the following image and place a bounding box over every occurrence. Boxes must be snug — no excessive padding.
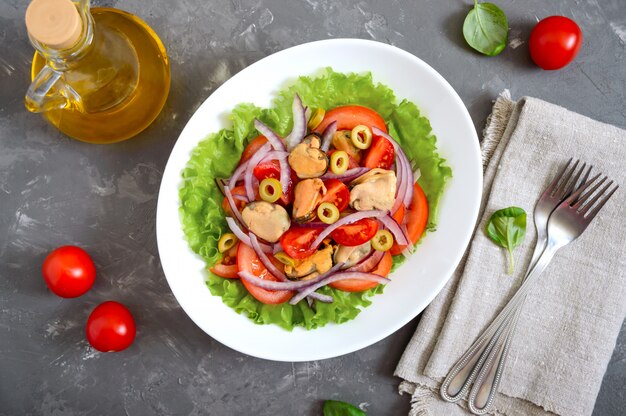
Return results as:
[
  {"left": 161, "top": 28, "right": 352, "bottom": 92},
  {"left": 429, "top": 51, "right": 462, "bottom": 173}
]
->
[
  {"left": 399, "top": 381, "right": 437, "bottom": 416},
  {"left": 481, "top": 89, "right": 515, "bottom": 170}
]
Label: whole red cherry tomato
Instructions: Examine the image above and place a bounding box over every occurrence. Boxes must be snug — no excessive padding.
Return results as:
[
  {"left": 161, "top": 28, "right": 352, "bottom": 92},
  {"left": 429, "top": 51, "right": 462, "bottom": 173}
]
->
[
  {"left": 86, "top": 301, "right": 136, "bottom": 352},
  {"left": 42, "top": 246, "right": 96, "bottom": 298},
  {"left": 529, "top": 16, "right": 582, "bottom": 70}
]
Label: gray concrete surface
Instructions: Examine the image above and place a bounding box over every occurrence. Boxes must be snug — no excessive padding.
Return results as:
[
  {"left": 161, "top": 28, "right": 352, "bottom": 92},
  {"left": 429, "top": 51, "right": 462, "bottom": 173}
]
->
[{"left": 1, "top": 0, "right": 625, "bottom": 415}]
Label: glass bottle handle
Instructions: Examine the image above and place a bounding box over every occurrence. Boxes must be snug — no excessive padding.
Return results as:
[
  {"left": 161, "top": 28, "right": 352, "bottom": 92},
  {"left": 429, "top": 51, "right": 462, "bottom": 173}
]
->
[{"left": 25, "top": 64, "right": 83, "bottom": 113}]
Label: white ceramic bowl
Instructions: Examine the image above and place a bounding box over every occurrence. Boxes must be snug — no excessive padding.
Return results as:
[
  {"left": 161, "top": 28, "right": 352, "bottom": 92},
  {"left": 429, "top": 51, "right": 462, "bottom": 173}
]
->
[{"left": 156, "top": 39, "right": 481, "bottom": 362}]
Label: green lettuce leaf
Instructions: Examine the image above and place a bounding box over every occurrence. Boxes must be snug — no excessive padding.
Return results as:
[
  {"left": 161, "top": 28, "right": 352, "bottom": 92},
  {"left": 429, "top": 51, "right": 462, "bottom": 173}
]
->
[{"left": 179, "top": 68, "right": 451, "bottom": 330}]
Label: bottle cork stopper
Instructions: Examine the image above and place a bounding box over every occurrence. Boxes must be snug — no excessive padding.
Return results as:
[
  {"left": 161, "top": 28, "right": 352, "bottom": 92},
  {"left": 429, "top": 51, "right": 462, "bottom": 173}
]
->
[{"left": 25, "top": 0, "right": 82, "bottom": 50}]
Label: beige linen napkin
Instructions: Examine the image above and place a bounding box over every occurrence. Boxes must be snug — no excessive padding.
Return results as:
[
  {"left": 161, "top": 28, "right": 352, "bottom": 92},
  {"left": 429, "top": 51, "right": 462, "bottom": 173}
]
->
[{"left": 395, "top": 91, "right": 626, "bottom": 416}]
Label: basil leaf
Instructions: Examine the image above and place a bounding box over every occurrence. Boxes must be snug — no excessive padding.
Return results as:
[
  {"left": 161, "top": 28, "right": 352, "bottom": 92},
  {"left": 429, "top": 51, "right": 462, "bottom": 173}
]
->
[
  {"left": 463, "top": 1, "right": 508, "bottom": 56},
  {"left": 323, "top": 400, "right": 366, "bottom": 416},
  {"left": 486, "top": 207, "right": 526, "bottom": 274}
]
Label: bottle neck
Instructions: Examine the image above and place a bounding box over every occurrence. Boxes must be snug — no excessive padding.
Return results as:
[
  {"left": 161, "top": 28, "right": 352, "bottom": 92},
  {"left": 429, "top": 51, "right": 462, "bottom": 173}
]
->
[{"left": 28, "top": 0, "right": 94, "bottom": 71}]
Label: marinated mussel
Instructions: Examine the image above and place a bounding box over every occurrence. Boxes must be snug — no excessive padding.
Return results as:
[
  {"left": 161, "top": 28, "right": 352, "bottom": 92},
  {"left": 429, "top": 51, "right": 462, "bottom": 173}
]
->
[
  {"left": 288, "top": 134, "right": 329, "bottom": 179},
  {"left": 349, "top": 168, "right": 396, "bottom": 211},
  {"left": 241, "top": 201, "right": 290, "bottom": 243}
]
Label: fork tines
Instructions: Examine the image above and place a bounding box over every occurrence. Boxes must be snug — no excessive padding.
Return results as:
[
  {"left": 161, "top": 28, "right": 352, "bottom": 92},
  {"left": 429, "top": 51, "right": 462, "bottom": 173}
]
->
[
  {"left": 550, "top": 159, "right": 592, "bottom": 199},
  {"left": 564, "top": 171, "right": 619, "bottom": 219}
]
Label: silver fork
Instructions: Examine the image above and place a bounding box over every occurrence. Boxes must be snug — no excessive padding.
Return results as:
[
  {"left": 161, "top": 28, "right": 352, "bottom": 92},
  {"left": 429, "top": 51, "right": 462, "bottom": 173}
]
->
[
  {"left": 466, "top": 171, "right": 617, "bottom": 413},
  {"left": 440, "top": 159, "right": 588, "bottom": 405},
  {"left": 467, "top": 160, "right": 589, "bottom": 413},
  {"left": 440, "top": 161, "right": 618, "bottom": 413}
]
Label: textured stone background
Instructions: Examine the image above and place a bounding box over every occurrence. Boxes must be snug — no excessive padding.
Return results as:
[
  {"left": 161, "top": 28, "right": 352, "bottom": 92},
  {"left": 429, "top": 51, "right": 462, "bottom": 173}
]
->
[{"left": 1, "top": 0, "right": 625, "bottom": 415}]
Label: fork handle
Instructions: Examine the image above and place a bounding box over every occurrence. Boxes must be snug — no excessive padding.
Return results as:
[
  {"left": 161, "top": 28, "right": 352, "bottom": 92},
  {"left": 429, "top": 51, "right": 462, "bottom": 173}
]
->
[
  {"left": 441, "top": 241, "right": 560, "bottom": 407},
  {"left": 440, "top": 295, "right": 519, "bottom": 402},
  {"left": 468, "top": 303, "right": 523, "bottom": 413},
  {"left": 466, "top": 242, "right": 560, "bottom": 414}
]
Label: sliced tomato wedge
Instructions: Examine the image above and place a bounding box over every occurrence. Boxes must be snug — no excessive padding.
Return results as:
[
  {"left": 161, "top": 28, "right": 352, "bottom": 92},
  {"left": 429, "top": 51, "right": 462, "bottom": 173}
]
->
[
  {"left": 392, "top": 204, "right": 405, "bottom": 224},
  {"left": 237, "top": 243, "right": 293, "bottom": 304},
  {"left": 363, "top": 135, "right": 395, "bottom": 170},
  {"left": 371, "top": 251, "right": 393, "bottom": 276},
  {"left": 221, "top": 185, "right": 247, "bottom": 216},
  {"left": 319, "top": 179, "right": 350, "bottom": 212},
  {"left": 279, "top": 227, "right": 321, "bottom": 260},
  {"left": 330, "top": 218, "right": 379, "bottom": 247},
  {"left": 390, "top": 182, "right": 429, "bottom": 255},
  {"left": 253, "top": 160, "right": 280, "bottom": 181},
  {"left": 209, "top": 263, "right": 239, "bottom": 278},
  {"left": 239, "top": 135, "right": 268, "bottom": 165},
  {"left": 314, "top": 105, "right": 387, "bottom": 135},
  {"left": 209, "top": 242, "right": 239, "bottom": 278},
  {"left": 404, "top": 182, "right": 429, "bottom": 243},
  {"left": 330, "top": 251, "right": 392, "bottom": 292}
]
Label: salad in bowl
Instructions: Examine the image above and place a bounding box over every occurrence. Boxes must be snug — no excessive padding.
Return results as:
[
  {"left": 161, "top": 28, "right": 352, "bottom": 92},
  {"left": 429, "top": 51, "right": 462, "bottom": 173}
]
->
[{"left": 179, "top": 69, "right": 451, "bottom": 331}]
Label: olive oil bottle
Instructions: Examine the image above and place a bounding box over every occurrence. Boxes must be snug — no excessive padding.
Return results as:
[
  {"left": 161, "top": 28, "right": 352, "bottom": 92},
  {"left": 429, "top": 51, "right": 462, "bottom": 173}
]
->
[{"left": 25, "top": 0, "right": 170, "bottom": 143}]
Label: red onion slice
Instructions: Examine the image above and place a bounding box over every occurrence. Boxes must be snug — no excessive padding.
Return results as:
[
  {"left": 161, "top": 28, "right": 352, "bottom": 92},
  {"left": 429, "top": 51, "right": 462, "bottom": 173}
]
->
[
  {"left": 243, "top": 142, "right": 271, "bottom": 200},
  {"left": 289, "top": 271, "right": 390, "bottom": 305},
  {"left": 254, "top": 119, "right": 287, "bottom": 152},
  {"left": 293, "top": 221, "right": 329, "bottom": 229},
  {"left": 401, "top": 223, "right": 414, "bottom": 254},
  {"left": 232, "top": 194, "right": 249, "bottom": 202},
  {"left": 229, "top": 159, "right": 249, "bottom": 187},
  {"left": 260, "top": 150, "right": 289, "bottom": 163},
  {"left": 301, "top": 262, "right": 344, "bottom": 304},
  {"left": 321, "top": 167, "right": 369, "bottom": 182},
  {"left": 223, "top": 185, "right": 245, "bottom": 225},
  {"left": 370, "top": 128, "right": 404, "bottom": 214},
  {"left": 238, "top": 271, "right": 301, "bottom": 290},
  {"left": 238, "top": 262, "right": 344, "bottom": 292},
  {"left": 308, "top": 291, "right": 333, "bottom": 303},
  {"left": 399, "top": 151, "right": 414, "bottom": 208},
  {"left": 277, "top": 155, "right": 290, "bottom": 195},
  {"left": 413, "top": 167, "right": 421, "bottom": 182},
  {"left": 257, "top": 150, "right": 291, "bottom": 193},
  {"left": 253, "top": 121, "right": 292, "bottom": 193},
  {"left": 225, "top": 217, "right": 273, "bottom": 254},
  {"left": 390, "top": 151, "right": 405, "bottom": 214},
  {"left": 249, "top": 234, "right": 288, "bottom": 282},
  {"left": 284, "top": 94, "right": 307, "bottom": 151},
  {"left": 347, "top": 250, "right": 384, "bottom": 273},
  {"left": 372, "top": 127, "right": 399, "bottom": 151},
  {"left": 400, "top": 224, "right": 415, "bottom": 258},
  {"left": 372, "top": 127, "right": 415, "bottom": 210},
  {"left": 379, "top": 215, "right": 410, "bottom": 246},
  {"left": 320, "top": 121, "right": 337, "bottom": 152},
  {"left": 235, "top": 253, "right": 333, "bottom": 303},
  {"left": 309, "top": 210, "right": 387, "bottom": 250}
]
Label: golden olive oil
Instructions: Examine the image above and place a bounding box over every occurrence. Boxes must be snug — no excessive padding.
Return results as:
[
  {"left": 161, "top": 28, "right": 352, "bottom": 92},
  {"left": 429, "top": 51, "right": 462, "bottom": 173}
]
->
[{"left": 30, "top": 8, "right": 170, "bottom": 143}]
